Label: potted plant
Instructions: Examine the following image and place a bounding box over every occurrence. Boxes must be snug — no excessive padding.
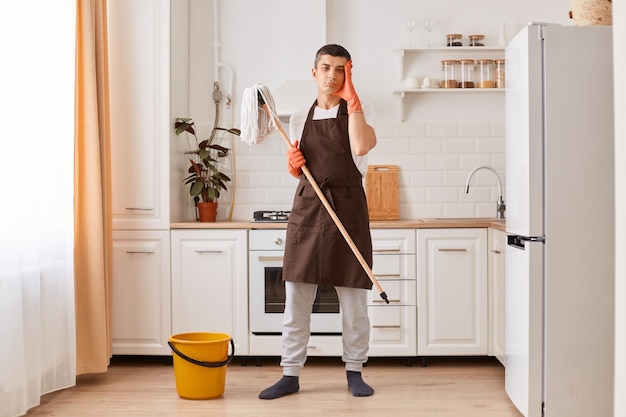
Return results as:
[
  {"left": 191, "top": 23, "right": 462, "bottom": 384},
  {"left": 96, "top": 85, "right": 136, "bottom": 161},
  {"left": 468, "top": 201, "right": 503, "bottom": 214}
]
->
[{"left": 174, "top": 117, "right": 240, "bottom": 222}]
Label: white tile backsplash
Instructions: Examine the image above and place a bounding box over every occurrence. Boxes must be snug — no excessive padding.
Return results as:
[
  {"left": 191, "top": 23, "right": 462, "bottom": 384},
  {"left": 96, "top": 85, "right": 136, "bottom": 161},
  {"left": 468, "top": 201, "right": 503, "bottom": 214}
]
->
[{"left": 220, "top": 119, "right": 505, "bottom": 221}]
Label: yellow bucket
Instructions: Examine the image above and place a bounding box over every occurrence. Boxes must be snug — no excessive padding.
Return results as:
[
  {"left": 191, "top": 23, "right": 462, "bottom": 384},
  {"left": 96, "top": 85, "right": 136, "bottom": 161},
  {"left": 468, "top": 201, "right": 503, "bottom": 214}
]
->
[{"left": 168, "top": 332, "right": 235, "bottom": 400}]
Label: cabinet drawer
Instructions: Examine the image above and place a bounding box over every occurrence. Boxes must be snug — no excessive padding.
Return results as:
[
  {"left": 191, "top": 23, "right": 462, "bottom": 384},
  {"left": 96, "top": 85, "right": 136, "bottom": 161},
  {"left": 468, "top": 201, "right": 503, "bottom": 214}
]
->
[
  {"left": 368, "top": 305, "right": 417, "bottom": 356},
  {"left": 368, "top": 280, "right": 416, "bottom": 306},
  {"left": 372, "top": 253, "right": 416, "bottom": 279},
  {"left": 371, "top": 229, "right": 416, "bottom": 253}
]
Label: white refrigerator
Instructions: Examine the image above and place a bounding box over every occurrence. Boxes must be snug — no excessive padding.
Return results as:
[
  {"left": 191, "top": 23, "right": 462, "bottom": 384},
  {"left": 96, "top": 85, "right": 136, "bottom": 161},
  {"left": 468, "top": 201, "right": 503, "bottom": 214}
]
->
[{"left": 504, "top": 23, "right": 614, "bottom": 417}]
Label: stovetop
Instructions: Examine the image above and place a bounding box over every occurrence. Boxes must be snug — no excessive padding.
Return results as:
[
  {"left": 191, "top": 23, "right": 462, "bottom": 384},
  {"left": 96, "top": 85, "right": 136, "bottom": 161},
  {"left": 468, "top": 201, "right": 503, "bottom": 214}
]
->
[{"left": 253, "top": 210, "right": 290, "bottom": 222}]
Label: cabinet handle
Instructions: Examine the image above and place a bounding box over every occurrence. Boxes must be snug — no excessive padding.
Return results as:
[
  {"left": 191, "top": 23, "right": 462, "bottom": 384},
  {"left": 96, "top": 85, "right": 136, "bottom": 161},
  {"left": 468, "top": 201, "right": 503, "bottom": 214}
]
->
[
  {"left": 490, "top": 249, "right": 502, "bottom": 254},
  {"left": 125, "top": 250, "right": 154, "bottom": 254},
  {"left": 194, "top": 250, "right": 223, "bottom": 254},
  {"left": 375, "top": 273, "right": 401, "bottom": 277},
  {"left": 258, "top": 256, "right": 284, "bottom": 262},
  {"left": 373, "top": 299, "right": 400, "bottom": 303},
  {"left": 125, "top": 207, "right": 153, "bottom": 211},
  {"left": 372, "top": 325, "right": 401, "bottom": 329},
  {"left": 373, "top": 249, "right": 401, "bottom": 253},
  {"left": 306, "top": 345, "right": 317, "bottom": 349},
  {"left": 438, "top": 248, "right": 467, "bottom": 252}
]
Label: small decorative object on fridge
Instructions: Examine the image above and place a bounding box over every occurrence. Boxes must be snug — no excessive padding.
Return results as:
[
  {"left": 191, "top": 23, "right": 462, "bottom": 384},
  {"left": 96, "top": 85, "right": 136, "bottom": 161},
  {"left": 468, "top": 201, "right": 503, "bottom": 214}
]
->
[
  {"left": 446, "top": 34, "right": 463, "bottom": 47},
  {"left": 468, "top": 34, "right": 485, "bottom": 46},
  {"left": 459, "top": 59, "right": 475, "bottom": 88},
  {"left": 441, "top": 60, "right": 459, "bottom": 88},
  {"left": 476, "top": 59, "right": 495, "bottom": 88},
  {"left": 570, "top": 0, "right": 612, "bottom": 26},
  {"left": 495, "top": 59, "right": 506, "bottom": 88}
]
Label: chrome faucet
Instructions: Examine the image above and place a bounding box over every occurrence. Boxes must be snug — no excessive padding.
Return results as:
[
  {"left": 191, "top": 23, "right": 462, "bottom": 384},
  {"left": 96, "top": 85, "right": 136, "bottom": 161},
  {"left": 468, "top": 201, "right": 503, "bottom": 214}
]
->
[{"left": 464, "top": 166, "right": 505, "bottom": 219}]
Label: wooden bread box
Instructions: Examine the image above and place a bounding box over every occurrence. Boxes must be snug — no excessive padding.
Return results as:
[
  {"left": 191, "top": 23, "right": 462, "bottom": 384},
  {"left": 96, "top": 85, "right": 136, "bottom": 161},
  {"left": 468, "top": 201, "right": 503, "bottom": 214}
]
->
[{"left": 365, "top": 165, "right": 399, "bottom": 220}]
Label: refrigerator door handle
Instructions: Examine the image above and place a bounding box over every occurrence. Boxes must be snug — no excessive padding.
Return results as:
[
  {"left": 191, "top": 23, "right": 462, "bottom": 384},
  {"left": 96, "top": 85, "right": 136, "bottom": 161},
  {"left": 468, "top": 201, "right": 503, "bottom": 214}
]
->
[{"left": 507, "top": 234, "right": 546, "bottom": 249}]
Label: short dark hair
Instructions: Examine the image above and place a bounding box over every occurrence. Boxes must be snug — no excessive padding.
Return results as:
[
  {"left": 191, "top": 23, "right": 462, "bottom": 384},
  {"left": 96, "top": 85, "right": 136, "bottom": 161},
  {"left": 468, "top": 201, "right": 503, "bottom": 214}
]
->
[{"left": 314, "top": 44, "right": 351, "bottom": 68}]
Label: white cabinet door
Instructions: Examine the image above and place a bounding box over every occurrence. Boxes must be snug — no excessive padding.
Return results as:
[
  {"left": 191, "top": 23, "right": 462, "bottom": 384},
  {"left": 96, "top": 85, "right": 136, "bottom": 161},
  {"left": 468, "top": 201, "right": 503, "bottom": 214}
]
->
[
  {"left": 489, "top": 228, "right": 506, "bottom": 365},
  {"left": 112, "top": 230, "right": 171, "bottom": 355},
  {"left": 417, "top": 228, "right": 488, "bottom": 355},
  {"left": 108, "top": 0, "right": 170, "bottom": 230},
  {"left": 171, "top": 229, "right": 249, "bottom": 356}
]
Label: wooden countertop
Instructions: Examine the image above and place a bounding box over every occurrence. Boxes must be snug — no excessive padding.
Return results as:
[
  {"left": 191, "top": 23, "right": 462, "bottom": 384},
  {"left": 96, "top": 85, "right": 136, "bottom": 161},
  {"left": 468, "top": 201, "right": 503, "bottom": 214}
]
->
[{"left": 170, "top": 218, "right": 506, "bottom": 231}]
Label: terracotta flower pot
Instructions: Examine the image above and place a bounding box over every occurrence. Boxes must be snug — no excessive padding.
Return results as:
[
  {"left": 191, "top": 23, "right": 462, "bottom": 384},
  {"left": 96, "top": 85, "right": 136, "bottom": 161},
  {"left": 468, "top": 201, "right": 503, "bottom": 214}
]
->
[{"left": 197, "top": 202, "right": 218, "bottom": 222}]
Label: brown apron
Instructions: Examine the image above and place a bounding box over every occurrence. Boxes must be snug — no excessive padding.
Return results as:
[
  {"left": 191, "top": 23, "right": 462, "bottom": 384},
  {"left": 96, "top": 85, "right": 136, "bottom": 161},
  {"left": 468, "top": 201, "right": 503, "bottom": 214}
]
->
[{"left": 283, "top": 99, "right": 373, "bottom": 289}]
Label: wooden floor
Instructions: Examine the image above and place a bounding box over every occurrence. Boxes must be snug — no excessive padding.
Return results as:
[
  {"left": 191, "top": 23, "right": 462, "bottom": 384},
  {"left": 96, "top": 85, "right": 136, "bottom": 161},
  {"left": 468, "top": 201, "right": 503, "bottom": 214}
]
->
[{"left": 27, "top": 356, "right": 522, "bottom": 417}]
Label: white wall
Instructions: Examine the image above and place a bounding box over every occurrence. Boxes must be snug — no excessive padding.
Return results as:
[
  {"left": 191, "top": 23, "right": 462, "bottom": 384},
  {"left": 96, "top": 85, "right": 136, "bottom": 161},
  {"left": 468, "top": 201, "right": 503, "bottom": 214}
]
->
[{"left": 172, "top": 0, "right": 571, "bottom": 222}]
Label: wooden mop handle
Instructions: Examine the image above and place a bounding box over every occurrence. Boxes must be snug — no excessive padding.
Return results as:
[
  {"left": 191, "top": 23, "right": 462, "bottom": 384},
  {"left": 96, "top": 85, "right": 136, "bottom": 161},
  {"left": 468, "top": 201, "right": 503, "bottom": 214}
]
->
[{"left": 272, "top": 118, "right": 389, "bottom": 303}]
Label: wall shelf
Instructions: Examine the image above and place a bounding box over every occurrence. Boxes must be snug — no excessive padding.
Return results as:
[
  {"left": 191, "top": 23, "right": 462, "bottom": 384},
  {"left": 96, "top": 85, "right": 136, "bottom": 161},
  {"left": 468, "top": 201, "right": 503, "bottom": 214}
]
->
[
  {"left": 393, "top": 46, "right": 505, "bottom": 79},
  {"left": 393, "top": 46, "right": 505, "bottom": 121}
]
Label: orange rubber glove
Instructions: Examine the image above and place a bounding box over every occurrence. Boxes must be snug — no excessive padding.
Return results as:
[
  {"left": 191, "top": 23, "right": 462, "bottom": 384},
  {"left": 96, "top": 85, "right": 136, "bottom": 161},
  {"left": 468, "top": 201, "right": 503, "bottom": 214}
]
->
[
  {"left": 287, "top": 140, "right": 306, "bottom": 178},
  {"left": 332, "top": 60, "right": 362, "bottom": 115}
]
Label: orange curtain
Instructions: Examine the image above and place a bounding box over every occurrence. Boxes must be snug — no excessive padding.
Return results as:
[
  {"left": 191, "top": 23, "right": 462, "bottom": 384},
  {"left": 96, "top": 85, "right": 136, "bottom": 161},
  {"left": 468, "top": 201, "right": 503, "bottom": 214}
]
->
[{"left": 74, "top": 0, "right": 113, "bottom": 375}]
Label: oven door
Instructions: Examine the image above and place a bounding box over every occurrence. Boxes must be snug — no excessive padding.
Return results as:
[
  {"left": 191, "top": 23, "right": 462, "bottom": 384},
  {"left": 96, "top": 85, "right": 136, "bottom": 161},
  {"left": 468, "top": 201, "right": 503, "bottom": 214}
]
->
[{"left": 249, "top": 250, "right": 342, "bottom": 335}]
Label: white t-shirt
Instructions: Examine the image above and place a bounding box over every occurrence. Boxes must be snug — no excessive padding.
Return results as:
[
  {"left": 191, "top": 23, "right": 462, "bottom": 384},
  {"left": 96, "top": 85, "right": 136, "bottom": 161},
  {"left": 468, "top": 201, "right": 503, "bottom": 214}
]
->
[{"left": 288, "top": 101, "right": 376, "bottom": 176}]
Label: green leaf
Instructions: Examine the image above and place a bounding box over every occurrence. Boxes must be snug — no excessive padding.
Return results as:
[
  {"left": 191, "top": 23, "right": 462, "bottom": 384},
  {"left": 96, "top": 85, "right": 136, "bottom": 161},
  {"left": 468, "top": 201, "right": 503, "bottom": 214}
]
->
[
  {"left": 207, "top": 188, "right": 218, "bottom": 201},
  {"left": 174, "top": 118, "right": 195, "bottom": 136},
  {"left": 216, "top": 172, "right": 231, "bottom": 182},
  {"left": 208, "top": 144, "right": 229, "bottom": 154},
  {"left": 198, "top": 149, "right": 211, "bottom": 160},
  {"left": 189, "top": 180, "right": 205, "bottom": 197},
  {"left": 214, "top": 127, "right": 241, "bottom": 136}
]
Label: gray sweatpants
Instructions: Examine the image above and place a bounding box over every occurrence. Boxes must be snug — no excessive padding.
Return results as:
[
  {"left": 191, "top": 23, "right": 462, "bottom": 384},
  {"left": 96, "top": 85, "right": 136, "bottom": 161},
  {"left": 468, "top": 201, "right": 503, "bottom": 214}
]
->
[{"left": 280, "top": 281, "right": 370, "bottom": 377}]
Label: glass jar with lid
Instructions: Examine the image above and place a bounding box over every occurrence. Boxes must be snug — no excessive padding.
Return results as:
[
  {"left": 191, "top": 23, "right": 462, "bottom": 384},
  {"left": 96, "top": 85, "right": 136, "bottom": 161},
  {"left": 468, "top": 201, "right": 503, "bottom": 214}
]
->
[
  {"left": 459, "top": 59, "right": 475, "bottom": 88},
  {"left": 476, "top": 59, "right": 494, "bottom": 88},
  {"left": 495, "top": 59, "right": 506, "bottom": 88},
  {"left": 468, "top": 34, "right": 485, "bottom": 47},
  {"left": 441, "top": 60, "right": 459, "bottom": 88},
  {"left": 446, "top": 34, "right": 462, "bottom": 47}
]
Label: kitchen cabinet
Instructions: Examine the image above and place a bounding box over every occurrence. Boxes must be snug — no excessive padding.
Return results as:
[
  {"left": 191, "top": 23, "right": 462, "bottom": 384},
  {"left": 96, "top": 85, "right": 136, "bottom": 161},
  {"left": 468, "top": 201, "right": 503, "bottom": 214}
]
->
[
  {"left": 488, "top": 228, "right": 506, "bottom": 365},
  {"left": 108, "top": 0, "right": 170, "bottom": 230},
  {"left": 170, "top": 229, "right": 249, "bottom": 356},
  {"left": 112, "top": 231, "right": 171, "bottom": 355},
  {"left": 417, "top": 228, "right": 488, "bottom": 356},
  {"left": 392, "top": 47, "right": 504, "bottom": 121},
  {"left": 368, "top": 229, "right": 417, "bottom": 356}
]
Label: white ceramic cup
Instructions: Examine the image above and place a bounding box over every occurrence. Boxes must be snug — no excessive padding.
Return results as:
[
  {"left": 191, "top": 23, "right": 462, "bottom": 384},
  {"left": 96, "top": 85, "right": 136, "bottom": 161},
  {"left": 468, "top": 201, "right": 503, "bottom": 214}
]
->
[{"left": 422, "top": 77, "right": 440, "bottom": 88}]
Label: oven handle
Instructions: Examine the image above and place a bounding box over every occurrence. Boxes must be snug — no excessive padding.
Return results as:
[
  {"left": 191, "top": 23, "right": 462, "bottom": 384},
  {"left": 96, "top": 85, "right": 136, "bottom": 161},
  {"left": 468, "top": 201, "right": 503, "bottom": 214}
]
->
[{"left": 257, "top": 255, "right": 284, "bottom": 262}]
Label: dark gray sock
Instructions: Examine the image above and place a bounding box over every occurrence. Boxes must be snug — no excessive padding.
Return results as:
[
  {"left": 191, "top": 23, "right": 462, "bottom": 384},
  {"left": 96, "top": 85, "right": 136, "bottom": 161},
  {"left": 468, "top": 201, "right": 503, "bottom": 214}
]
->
[
  {"left": 258, "top": 376, "right": 299, "bottom": 400},
  {"left": 346, "top": 371, "right": 374, "bottom": 397}
]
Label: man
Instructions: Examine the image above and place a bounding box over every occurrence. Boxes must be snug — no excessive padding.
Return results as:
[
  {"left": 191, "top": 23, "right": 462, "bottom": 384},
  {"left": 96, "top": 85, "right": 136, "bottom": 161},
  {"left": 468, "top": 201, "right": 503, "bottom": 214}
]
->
[{"left": 258, "top": 44, "right": 377, "bottom": 400}]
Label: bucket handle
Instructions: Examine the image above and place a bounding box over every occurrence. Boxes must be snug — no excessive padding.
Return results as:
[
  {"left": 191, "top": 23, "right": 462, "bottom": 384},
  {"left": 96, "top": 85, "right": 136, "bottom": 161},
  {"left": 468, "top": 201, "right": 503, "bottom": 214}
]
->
[{"left": 168, "top": 339, "right": 235, "bottom": 368}]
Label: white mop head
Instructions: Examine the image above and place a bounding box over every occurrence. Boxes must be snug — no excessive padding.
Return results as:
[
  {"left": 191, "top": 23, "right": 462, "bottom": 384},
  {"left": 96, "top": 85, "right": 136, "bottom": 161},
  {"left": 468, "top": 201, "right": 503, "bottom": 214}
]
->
[{"left": 240, "top": 83, "right": 278, "bottom": 145}]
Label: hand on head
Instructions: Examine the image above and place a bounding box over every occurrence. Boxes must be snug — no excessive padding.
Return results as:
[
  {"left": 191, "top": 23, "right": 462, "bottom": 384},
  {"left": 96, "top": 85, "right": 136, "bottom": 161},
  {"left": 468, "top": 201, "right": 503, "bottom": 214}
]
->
[{"left": 332, "top": 60, "right": 362, "bottom": 115}]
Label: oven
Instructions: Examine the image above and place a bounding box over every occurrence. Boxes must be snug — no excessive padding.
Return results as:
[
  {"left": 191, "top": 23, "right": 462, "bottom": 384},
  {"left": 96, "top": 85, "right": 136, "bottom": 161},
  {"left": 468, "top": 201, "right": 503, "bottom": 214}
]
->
[{"left": 249, "top": 228, "right": 342, "bottom": 335}]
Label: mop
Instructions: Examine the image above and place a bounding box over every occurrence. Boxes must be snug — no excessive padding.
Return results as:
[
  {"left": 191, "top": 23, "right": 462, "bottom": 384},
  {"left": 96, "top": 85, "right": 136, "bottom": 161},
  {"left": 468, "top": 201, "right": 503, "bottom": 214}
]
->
[{"left": 240, "top": 83, "right": 389, "bottom": 304}]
